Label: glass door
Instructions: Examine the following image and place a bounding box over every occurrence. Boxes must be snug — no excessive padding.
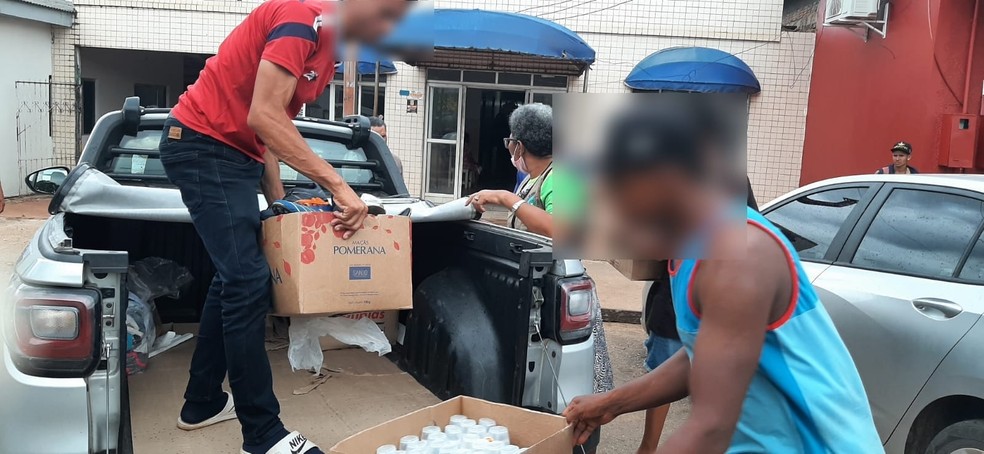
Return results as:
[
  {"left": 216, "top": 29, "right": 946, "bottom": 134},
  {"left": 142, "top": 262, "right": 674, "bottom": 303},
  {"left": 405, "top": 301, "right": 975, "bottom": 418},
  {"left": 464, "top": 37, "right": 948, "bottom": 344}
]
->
[
  {"left": 424, "top": 85, "right": 463, "bottom": 203},
  {"left": 527, "top": 90, "right": 560, "bottom": 107}
]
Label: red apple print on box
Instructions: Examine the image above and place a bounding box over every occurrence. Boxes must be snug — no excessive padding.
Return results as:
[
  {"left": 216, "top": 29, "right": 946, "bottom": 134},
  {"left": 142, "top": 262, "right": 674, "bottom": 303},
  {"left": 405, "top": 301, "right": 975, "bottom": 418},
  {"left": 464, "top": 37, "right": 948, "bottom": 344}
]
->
[{"left": 299, "top": 212, "right": 337, "bottom": 264}]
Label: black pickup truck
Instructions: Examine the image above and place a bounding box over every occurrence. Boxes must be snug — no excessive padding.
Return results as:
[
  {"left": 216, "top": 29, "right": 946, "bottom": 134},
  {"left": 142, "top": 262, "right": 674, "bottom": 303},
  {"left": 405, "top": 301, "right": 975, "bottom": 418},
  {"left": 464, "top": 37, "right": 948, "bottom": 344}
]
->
[{"left": 1, "top": 97, "right": 601, "bottom": 453}]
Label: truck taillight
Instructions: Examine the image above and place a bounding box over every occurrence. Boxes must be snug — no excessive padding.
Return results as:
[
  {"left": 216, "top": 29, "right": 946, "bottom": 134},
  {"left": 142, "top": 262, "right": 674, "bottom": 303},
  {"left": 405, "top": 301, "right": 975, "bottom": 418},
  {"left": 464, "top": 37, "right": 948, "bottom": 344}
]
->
[
  {"left": 5, "top": 287, "right": 101, "bottom": 378},
  {"left": 559, "top": 278, "right": 596, "bottom": 342}
]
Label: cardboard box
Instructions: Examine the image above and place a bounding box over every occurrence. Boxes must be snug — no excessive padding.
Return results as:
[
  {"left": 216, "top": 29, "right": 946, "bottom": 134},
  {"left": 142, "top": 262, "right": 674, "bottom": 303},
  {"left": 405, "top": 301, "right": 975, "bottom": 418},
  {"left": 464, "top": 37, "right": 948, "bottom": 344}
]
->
[
  {"left": 262, "top": 213, "right": 412, "bottom": 316},
  {"left": 608, "top": 259, "right": 665, "bottom": 281},
  {"left": 330, "top": 396, "right": 574, "bottom": 453},
  {"left": 318, "top": 310, "right": 399, "bottom": 351}
]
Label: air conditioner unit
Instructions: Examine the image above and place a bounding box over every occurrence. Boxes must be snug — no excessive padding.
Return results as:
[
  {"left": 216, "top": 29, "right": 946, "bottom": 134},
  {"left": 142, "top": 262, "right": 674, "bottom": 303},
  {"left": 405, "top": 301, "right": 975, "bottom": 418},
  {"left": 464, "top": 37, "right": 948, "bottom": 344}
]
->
[{"left": 825, "top": 0, "right": 881, "bottom": 24}]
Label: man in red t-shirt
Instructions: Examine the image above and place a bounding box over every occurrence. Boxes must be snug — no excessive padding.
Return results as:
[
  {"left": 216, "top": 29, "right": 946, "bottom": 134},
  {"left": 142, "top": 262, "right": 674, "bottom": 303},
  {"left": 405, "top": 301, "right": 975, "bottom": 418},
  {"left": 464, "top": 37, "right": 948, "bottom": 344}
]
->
[{"left": 158, "top": 1, "right": 410, "bottom": 453}]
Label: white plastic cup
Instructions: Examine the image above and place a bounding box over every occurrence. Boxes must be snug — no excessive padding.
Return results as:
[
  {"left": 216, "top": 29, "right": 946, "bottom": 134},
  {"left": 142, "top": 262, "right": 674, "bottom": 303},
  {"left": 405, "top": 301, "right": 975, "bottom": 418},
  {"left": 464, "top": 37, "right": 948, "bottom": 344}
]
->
[
  {"left": 449, "top": 414, "right": 468, "bottom": 425},
  {"left": 376, "top": 445, "right": 397, "bottom": 454},
  {"left": 466, "top": 425, "right": 487, "bottom": 436},
  {"left": 444, "top": 425, "right": 463, "bottom": 440},
  {"left": 399, "top": 435, "right": 420, "bottom": 450},
  {"left": 478, "top": 417, "right": 497, "bottom": 428},
  {"left": 488, "top": 426, "right": 510, "bottom": 444},
  {"left": 462, "top": 433, "right": 480, "bottom": 443},
  {"left": 421, "top": 426, "right": 442, "bottom": 439},
  {"left": 461, "top": 418, "right": 477, "bottom": 427},
  {"left": 405, "top": 439, "right": 427, "bottom": 451},
  {"left": 427, "top": 432, "right": 448, "bottom": 442}
]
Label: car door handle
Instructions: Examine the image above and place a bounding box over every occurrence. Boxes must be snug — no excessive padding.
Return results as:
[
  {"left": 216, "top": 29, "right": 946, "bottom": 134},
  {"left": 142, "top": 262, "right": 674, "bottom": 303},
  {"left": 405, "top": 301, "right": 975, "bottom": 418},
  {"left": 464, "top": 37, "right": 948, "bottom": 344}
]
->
[{"left": 912, "top": 298, "right": 963, "bottom": 320}]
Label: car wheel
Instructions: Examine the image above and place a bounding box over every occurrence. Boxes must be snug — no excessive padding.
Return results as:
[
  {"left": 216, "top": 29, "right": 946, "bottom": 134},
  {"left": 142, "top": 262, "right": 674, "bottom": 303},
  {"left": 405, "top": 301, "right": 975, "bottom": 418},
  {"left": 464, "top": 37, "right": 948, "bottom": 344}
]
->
[{"left": 927, "top": 419, "right": 984, "bottom": 454}]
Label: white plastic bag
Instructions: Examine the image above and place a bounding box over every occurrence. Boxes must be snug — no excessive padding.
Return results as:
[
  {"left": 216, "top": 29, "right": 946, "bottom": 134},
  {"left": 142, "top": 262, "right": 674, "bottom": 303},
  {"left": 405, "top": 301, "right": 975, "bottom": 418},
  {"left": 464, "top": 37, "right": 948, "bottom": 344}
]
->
[{"left": 288, "top": 316, "right": 392, "bottom": 372}]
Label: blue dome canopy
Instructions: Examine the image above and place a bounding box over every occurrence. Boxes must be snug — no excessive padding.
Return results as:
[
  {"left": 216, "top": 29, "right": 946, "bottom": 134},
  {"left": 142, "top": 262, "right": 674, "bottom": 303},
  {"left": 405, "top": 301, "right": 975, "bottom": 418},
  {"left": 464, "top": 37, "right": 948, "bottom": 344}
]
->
[
  {"left": 625, "top": 47, "right": 760, "bottom": 94},
  {"left": 335, "top": 45, "right": 397, "bottom": 75},
  {"left": 382, "top": 9, "right": 595, "bottom": 65}
]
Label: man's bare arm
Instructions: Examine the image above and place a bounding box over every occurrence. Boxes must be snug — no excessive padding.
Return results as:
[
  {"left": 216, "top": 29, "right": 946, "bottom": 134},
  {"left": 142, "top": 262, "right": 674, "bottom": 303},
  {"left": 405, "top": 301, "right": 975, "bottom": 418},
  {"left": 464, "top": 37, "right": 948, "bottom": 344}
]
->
[
  {"left": 657, "top": 230, "right": 787, "bottom": 453},
  {"left": 565, "top": 348, "right": 690, "bottom": 445},
  {"left": 247, "top": 60, "right": 367, "bottom": 235},
  {"left": 260, "top": 156, "right": 285, "bottom": 205},
  {"left": 607, "top": 347, "right": 691, "bottom": 414}
]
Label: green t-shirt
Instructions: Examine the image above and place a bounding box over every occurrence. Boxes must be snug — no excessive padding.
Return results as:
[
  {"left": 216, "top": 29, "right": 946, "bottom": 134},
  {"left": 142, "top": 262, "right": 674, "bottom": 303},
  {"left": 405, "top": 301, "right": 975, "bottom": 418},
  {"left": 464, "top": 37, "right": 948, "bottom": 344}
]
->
[{"left": 550, "top": 166, "right": 587, "bottom": 222}]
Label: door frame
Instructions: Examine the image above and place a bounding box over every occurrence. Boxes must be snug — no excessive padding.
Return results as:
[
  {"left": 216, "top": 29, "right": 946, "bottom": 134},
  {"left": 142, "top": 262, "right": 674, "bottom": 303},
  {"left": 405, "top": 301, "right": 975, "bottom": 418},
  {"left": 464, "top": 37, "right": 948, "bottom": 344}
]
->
[
  {"left": 421, "top": 81, "right": 566, "bottom": 201},
  {"left": 423, "top": 83, "right": 465, "bottom": 203}
]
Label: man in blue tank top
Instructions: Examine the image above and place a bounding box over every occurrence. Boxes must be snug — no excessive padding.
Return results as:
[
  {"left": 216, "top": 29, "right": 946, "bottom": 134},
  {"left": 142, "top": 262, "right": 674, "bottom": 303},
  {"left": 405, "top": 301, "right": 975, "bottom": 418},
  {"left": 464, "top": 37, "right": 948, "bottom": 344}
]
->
[{"left": 563, "top": 95, "right": 881, "bottom": 453}]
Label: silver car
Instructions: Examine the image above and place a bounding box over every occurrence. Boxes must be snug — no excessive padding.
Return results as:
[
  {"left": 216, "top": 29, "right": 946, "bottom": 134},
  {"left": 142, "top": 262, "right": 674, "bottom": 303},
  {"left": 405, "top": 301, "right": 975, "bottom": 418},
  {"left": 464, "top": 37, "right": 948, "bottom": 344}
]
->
[{"left": 758, "top": 174, "right": 984, "bottom": 454}]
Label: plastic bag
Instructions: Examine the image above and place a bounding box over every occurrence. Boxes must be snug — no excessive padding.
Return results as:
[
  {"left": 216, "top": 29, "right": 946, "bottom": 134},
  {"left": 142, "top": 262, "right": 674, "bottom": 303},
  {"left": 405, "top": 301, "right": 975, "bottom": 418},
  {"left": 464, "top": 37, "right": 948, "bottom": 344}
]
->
[
  {"left": 127, "top": 257, "right": 194, "bottom": 303},
  {"left": 125, "top": 293, "right": 155, "bottom": 374},
  {"left": 288, "top": 316, "right": 392, "bottom": 372}
]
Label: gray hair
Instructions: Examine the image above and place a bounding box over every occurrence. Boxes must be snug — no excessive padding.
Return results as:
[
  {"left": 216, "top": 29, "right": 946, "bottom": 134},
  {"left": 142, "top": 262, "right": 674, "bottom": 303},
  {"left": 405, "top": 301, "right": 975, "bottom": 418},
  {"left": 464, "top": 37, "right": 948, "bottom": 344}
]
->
[
  {"left": 509, "top": 103, "right": 552, "bottom": 157},
  {"left": 369, "top": 116, "right": 386, "bottom": 128}
]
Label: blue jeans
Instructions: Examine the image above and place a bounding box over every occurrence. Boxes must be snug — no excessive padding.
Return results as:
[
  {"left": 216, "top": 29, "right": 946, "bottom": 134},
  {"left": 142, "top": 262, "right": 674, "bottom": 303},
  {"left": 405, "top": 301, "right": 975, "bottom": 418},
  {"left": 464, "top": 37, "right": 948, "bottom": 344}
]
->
[
  {"left": 644, "top": 333, "right": 684, "bottom": 372},
  {"left": 159, "top": 117, "right": 283, "bottom": 445}
]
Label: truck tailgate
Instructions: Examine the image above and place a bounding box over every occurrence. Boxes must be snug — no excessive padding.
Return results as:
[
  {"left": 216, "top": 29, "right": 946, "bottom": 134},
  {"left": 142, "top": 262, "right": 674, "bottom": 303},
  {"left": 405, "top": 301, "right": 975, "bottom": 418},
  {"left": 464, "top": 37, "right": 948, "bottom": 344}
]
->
[{"left": 128, "top": 327, "right": 439, "bottom": 453}]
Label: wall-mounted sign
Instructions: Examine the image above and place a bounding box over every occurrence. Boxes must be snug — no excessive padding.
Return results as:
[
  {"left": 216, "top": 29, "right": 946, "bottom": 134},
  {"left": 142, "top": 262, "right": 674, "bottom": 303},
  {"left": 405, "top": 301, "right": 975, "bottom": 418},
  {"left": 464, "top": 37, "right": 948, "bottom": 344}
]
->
[
  {"left": 399, "top": 89, "right": 411, "bottom": 96},
  {"left": 409, "top": 91, "right": 424, "bottom": 100}
]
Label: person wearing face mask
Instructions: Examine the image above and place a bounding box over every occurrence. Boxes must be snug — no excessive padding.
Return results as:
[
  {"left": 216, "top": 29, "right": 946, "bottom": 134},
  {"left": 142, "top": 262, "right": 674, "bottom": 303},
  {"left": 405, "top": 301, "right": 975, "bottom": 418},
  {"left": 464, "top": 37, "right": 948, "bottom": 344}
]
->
[
  {"left": 467, "top": 103, "right": 555, "bottom": 237},
  {"left": 467, "top": 103, "right": 616, "bottom": 401}
]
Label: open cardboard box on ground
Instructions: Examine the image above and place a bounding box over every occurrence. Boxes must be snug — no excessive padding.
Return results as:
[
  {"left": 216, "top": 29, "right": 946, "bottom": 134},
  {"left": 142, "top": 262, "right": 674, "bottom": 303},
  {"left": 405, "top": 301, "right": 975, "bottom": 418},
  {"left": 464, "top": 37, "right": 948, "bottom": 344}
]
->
[
  {"left": 262, "top": 212, "right": 412, "bottom": 316},
  {"left": 330, "top": 396, "right": 574, "bottom": 453},
  {"left": 608, "top": 259, "right": 665, "bottom": 281}
]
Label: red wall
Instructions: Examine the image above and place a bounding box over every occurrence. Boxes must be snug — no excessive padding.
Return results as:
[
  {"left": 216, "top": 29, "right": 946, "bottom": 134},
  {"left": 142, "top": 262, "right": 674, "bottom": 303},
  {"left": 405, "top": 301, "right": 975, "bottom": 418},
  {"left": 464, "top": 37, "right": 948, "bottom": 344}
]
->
[{"left": 801, "top": 0, "right": 984, "bottom": 184}]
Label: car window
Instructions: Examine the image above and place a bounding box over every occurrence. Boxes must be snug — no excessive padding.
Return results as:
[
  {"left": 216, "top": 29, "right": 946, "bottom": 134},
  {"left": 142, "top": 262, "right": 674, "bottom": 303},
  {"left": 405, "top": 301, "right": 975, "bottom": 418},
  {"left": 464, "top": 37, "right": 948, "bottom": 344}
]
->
[
  {"left": 278, "top": 138, "right": 371, "bottom": 184},
  {"left": 851, "top": 189, "right": 984, "bottom": 279},
  {"left": 108, "top": 129, "right": 372, "bottom": 185},
  {"left": 958, "top": 233, "right": 984, "bottom": 283},
  {"left": 764, "top": 186, "right": 868, "bottom": 261}
]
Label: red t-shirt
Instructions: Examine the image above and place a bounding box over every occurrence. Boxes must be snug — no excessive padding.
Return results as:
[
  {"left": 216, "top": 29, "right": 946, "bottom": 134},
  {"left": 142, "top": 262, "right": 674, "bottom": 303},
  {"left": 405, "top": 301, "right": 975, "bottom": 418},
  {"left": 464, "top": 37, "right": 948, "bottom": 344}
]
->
[{"left": 171, "top": 0, "right": 336, "bottom": 162}]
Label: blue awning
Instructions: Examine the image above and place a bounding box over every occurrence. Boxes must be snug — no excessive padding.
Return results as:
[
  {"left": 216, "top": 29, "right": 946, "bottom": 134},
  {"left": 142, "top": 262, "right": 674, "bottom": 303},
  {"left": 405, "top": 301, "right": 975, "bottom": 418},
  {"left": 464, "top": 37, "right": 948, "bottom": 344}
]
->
[
  {"left": 381, "top": 8, "right": 595, "bottom": 75},
  {"left": 625, "top": 47, "right": 761, "bottom": 94},
  {"left": 335, "top": 45, "right": 398, "bottom": 75}
]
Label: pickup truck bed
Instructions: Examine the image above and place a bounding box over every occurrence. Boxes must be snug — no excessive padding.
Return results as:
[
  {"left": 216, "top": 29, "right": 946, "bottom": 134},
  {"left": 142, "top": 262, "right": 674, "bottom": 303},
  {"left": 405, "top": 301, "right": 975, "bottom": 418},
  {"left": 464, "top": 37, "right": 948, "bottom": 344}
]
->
[
  {"left": 1, "top": 101, "right": 600, "bottom": 454},
  {"left": 129, "top": 333, "right": 438, "bottom": 453}
]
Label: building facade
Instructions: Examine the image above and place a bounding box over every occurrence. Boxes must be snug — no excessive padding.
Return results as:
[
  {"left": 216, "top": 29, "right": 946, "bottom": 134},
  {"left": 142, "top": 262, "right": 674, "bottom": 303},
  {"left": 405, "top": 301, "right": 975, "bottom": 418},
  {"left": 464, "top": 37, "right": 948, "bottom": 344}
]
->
[
  {"left": 0, "top": 0, "right": 73, "bottom": 197},
  {"left": 49, "top": 0, "right": 816, "bottom": 201},
  {"left": 802, "top": 0, "right": 984, "bottom": 183}
]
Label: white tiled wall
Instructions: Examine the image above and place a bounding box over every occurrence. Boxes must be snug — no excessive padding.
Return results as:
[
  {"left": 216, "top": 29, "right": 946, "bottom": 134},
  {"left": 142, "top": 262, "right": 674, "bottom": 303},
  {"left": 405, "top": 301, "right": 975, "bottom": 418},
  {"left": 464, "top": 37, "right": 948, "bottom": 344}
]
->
[{"left": 55, "top": 0, "right": 810, "bottom": 200}]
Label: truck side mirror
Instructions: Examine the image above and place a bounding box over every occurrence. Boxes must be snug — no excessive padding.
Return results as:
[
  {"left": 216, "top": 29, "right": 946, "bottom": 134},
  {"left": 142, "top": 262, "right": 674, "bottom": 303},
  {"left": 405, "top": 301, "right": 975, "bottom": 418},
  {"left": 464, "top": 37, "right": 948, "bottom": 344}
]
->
[{"left": 25, "top": 166, "right": 70, "bottom": 194}]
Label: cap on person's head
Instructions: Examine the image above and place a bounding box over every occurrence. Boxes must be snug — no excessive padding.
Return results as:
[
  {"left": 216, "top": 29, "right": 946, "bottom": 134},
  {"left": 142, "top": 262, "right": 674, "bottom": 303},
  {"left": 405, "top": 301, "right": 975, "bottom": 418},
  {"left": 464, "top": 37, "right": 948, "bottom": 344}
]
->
[{"left": 891, "top": 141, "right": 912, "bottom": 155}]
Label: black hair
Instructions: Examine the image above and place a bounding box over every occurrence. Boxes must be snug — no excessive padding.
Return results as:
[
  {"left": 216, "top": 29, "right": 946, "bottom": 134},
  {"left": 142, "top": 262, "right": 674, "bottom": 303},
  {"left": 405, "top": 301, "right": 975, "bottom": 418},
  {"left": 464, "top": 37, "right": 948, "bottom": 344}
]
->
[
  {"left": 600, "top": 95, "right": 738, "bottom": 182},
  {"left": 369, "top": 116, "right": 386, "bottom": 128}
]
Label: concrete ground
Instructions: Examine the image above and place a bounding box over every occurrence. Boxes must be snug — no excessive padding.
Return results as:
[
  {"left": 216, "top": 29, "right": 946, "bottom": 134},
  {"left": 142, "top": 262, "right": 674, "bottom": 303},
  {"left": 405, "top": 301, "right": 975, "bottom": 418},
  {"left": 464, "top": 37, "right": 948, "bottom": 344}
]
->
[{"left": 0, "top": 196, "right": 688, "bottom": 453}]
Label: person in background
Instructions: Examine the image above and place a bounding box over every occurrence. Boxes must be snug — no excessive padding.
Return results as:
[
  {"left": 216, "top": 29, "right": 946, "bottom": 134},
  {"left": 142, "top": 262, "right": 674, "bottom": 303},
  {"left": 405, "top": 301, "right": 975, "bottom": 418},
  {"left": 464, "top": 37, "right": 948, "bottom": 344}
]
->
[
  {"left": 0, "top": 177, "right": 5, "bottom": 214},
  {"left": 369, "top": 116, "right": 403, "bottom": 176},
  {"left": 468, "top": 103, "right": 554, "bottom": 236},
  {"left": 564, "top": 99, "right": 881, "bottom": 453},
  {"left": 636, "top": 177, "right": 759, "bottom": 454},
  {"left": 467, "top": 103, "right": 615, "bottom": 412},
  {"left": 158, "top": 1, "right": 408, "bottom": 453},
  {"left": 876, "top": 141, "right": 919, "bottom": 174}
]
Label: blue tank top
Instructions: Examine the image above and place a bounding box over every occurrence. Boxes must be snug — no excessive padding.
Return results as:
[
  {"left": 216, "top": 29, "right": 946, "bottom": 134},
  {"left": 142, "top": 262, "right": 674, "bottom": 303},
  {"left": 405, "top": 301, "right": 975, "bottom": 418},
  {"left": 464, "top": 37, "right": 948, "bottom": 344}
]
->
[{"left": 669, "top": 207, "right": 882, "bottom": 453}]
